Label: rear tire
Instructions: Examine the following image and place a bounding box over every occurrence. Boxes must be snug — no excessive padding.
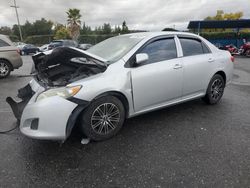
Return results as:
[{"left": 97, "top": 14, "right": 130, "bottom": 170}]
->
[
  {"left": 202, "top": 74, "right": 225, "bottom": 105},
  {"left": 0, "top": 60, "right": 11, "bottom": 78},
  {"left": 80, "top": 96, "right": 125, "bottom": 141},
  {"left": 246, "top": 49, "right": 250, "bottom": 57}
]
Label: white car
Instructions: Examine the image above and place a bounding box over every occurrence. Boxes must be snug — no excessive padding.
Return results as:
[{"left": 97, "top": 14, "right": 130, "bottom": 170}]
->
[
  {"left": 39, "top": 44, "right": 49, "bottom": 52},
  {"left": 7, "top": 32, "right": 234, "bottom": 141}
]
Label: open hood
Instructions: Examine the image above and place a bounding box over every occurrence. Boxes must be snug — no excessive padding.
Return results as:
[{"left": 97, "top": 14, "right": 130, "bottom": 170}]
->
[{"left": 32, "top": 47, "right": 107, "bottom": 87}]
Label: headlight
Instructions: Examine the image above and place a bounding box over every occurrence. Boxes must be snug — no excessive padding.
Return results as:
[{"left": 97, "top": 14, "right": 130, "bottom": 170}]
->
[{"left": 36, "top": 85, "right": 82, "bottom": 101}]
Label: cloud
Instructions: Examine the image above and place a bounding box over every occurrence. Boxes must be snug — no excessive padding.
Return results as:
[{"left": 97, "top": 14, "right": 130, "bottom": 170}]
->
[{"left": 0, "top": 0, "right": 249, "bottom": 31}]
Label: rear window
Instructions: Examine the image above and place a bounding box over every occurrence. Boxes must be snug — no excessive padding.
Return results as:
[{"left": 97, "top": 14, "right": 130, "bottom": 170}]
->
[
  {"left": 179, "top": 38, "right": 210, "bottom": 56},
  {"left": 0, "top": 39, "right": 10, "bottom": 47},
  {"left": 50, "top": 42, "right": 62, "bottom": 47}
]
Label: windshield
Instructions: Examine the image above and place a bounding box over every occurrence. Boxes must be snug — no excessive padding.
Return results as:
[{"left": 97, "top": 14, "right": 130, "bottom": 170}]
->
[{"left": 87, "top": 35, "right": 144, "bottom": 63}]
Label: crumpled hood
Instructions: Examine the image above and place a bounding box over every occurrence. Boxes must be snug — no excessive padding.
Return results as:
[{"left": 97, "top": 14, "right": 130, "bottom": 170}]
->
[
  {"left": 30, "top": 47, "right": 107, "bottom": 87},
  {"left": 32, "top": 47, "right": 107, "bottom": 69}
]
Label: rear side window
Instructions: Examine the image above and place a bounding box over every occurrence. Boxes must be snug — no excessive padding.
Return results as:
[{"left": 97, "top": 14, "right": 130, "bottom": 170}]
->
[
  {"left": 140, "top": 38, "right": 177, "bottom": 64},
  {"left": 179, "top": 38, "right": 210, "bottom": 56},
  {"left": 202, "top": 42, "right": 211, "bottom": 54},
  {"left": 0, "top": 39, "right": 10, "bottom": 47}
]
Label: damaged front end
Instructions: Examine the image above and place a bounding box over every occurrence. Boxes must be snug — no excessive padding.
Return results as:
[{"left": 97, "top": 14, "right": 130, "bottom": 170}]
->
[
  {"left": 6, "top": 84, "right": 34, "bottom": 121},
  {"left": 6, "top": 47, "right": 107, "bottom": 140},
  {"left": 32, "top": 47, "right": 107, "bottom": 87}
]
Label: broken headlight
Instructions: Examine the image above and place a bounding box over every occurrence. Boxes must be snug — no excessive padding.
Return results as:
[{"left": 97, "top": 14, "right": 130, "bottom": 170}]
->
[{"left": 36, "top": 85, "right": 82, "bottom": 101}]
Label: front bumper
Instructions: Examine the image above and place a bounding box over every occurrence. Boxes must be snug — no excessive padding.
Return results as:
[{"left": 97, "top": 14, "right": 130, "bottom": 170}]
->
[
  {"left": 7, "top": 79, "right": 83, "bottom": 141},
  {"left": 20, "top": 95, "right": 78, "bottom": 140}
]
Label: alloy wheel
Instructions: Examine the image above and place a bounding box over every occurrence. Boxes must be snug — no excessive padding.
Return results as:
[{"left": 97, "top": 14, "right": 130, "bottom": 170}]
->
[
  {"left": 0, "top": 62, "right": 10, "bottom": 77},
  {"left": 211, "top": 79, "right": 223, "bottom": 100},
  {"left": 91, "top": 103, "right": 120, "bottom": 135}
]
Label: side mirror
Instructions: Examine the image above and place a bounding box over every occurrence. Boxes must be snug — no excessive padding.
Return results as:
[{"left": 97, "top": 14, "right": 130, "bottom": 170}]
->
[{"left": 135, "top": 53, "right": 149, "bottom": 65}]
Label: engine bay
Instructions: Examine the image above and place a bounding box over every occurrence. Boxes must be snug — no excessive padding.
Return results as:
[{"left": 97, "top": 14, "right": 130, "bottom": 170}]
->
[{"left": 32, "top": 47, "right": 107, "bottom": 87}]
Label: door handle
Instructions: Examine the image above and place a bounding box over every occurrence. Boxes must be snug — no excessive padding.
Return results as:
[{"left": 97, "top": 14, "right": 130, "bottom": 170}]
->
[
  {"left": 208, "top": 58, "right": 215, "bottom": 63},
  {"left": 173, "top": 64, "right": 182, "bottom": 69}
]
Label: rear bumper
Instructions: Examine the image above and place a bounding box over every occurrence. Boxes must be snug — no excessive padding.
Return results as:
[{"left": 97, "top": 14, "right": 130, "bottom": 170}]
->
[{"left": 10, "top": 53, "right": 23, "bottom": 69}]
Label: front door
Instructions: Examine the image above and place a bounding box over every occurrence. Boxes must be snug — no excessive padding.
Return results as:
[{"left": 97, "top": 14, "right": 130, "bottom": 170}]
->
[{"left": 131, "top": 37, "right": 183, "bottom": 112}]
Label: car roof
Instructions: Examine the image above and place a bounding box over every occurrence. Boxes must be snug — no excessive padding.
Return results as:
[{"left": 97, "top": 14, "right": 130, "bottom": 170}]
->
[
  {"left": 122, "top": 31, "right": 218, "bottom": 52},
  {"left": 122, "top": 31, "right": 199, "bottom": 39}
]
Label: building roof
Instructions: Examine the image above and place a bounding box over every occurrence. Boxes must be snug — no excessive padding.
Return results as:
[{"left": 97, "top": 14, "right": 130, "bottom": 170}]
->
[{"left": 188, "top": 19, "right": 250, "bottom": 29}]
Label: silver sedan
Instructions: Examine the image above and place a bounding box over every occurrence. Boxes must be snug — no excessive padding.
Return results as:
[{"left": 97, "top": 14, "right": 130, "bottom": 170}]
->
[{"left": 7, "top": 32, "right": 234, "bottom": 141}]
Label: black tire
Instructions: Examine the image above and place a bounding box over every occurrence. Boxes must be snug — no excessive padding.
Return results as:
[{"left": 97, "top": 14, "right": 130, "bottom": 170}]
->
[
  {"left": 81, "top": 96, "right": 125, "bottom": 141},
  {"left": 202, "top": 74, "right": 225, "bottom": 105},
  {"left": 246, "top": 49, "right": 250, "bottom": 57},
  {"left": 0, "top": 59, "right": 11, "bottom": 78}
]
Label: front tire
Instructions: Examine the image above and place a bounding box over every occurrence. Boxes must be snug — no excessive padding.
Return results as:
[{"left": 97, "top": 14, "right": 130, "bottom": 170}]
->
[
  {"left": 0, "top": 60, "right": 11, "bottom": 78},
  {"left": 202, "top": 74, "right": 225, "bottom": 105},
  {"left": 81, "top": 96, "right": 125, "bottom": 141}
]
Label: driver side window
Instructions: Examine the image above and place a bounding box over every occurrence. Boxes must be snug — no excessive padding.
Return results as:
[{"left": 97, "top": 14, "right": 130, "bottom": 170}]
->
[{"left": 140, "top": 38, "right": 177, "bottom": 64}]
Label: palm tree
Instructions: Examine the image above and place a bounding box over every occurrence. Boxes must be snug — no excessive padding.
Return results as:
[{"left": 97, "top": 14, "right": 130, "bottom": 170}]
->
[{"left": 66, "top": 8, "right": 81, "bottom": 41}]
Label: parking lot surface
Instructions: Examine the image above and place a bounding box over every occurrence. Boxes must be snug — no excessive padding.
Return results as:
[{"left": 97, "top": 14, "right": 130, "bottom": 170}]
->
[{"left": 0, "top": 56, "right": 250, "bottom": 188}]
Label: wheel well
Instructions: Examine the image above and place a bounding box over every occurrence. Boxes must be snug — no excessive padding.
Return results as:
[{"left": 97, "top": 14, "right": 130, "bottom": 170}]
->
[
  {"left": 0, "top": 58, "right": 13, "bottom": 71},
  {"left": 94, "top": 91, "right": 130, "bottom": 118},
  {"left": 215, "top": 71, "right": 226, "bottom": 83}
]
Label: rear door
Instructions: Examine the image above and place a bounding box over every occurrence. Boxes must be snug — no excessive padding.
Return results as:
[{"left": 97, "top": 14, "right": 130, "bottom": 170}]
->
[
  {"left": 178, "top": 36, "right": 214, "bottom": 98},
  {"left": 131, "top": 37, "right": 183, "bottom": 112}
]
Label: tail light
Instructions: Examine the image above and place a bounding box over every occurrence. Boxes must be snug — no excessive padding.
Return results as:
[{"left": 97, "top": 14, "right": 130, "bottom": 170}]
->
[
  {"left": 16, "top": 48, "right": 20, "bottom": 54},
  {"left": 230, "top": 56, "right": 235, "bottom": 63}
]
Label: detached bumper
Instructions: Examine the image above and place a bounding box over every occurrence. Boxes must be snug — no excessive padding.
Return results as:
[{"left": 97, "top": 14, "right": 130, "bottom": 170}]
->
[
  {"left": 20, "top": 96, "right": 77, "bottom": 140},
  {"left": 7, "top": 79, "right": 86, "bottom": 141}
]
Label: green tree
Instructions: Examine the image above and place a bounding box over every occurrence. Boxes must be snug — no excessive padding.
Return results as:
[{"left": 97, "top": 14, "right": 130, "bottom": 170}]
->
[
  {"left": 54, "top": 27, "right": 70, "bottom": 39},
  {"left": 32, "top": 18, "right": 53, "bottom": 35},
  {"left": 114, "top": 25, "right": 122, "bottom": 34},
  {"left": 12, "top": 24, "right": 20, "bottom": 38},
  {"left": 94, "top": 26, "right": 102, "bottom": 35},
  {"left": 102, "top": 23, "right": 112, "bottom": 34},
  {"left": 162, "top": 28, "right": 178, "bottom": 31},
  {"left": 203, "top": 10, "right": 244, "bottom": 32},
  {"left": 52, "top": 23, "right": 65, "bottom": 35},
  {"left": 81, "top": 22, "right": 92, "bottom": 35},
  {"left": 66, "top": 8, "right": 82, "bottom": 41},
  {"left": 204, "top": 10, "right": 243, "bottom": 21},
  {"left": 121, "top": 21, "right": 129, "bottom": 34},
  {"left": 22, "top": 21, "right": 34, "bottom": 37},
  {"left": 224, "top": 12, "right": 243, "bottom": 20},
  {"left": 0, "top": 26, "right": 12, "bottom": 35}
]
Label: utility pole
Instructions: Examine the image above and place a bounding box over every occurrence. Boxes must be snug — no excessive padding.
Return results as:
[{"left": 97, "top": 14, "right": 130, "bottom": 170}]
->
[{"left": 10, "top": 0, "right": 23, "bottom": 41}]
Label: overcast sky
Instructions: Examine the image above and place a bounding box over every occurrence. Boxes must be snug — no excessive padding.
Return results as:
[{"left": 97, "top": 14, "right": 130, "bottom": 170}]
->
[{"left": 0, "top": 0, "right": 249, "bottom": 31}]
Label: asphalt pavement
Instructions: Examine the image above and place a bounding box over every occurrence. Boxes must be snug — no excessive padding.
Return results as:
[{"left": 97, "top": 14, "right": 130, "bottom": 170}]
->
[{"left": 0, "top": 55, "right": 250, "bottom": 188}]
